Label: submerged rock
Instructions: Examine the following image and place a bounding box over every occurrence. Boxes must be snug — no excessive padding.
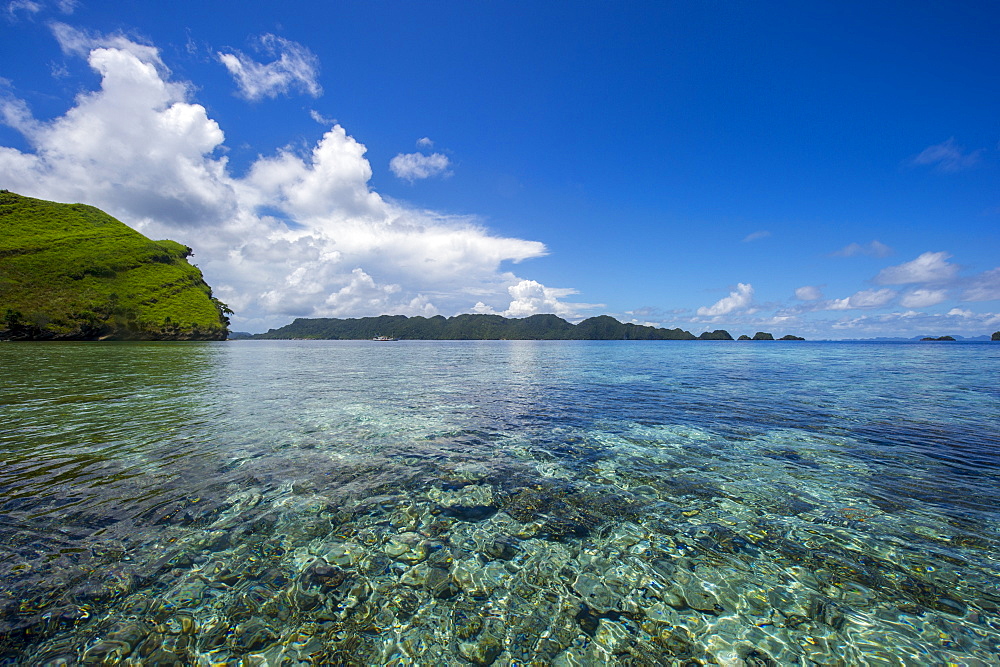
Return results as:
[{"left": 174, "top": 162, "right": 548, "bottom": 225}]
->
[
  {"left": 229, "top": 618, "right": 278, "bottom": 653},
  {"left": 384, "top": 532, "right": 429, "bottom": 563},
  {"left": 459, "top": 622, "right": 503, "bottom": 665}
]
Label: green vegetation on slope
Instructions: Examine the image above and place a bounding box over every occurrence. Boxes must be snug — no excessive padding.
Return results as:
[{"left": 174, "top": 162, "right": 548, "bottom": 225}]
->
[
  {"left": 253, "top": 315, "right": 813, "bottom": 341},
  {"left": 697, "top": 329, "right": 734, "bottom": 340},
  {"left": 0, "top": 191, "right": 230, "bottom": 340},
  {"left": 254, "top": 314, "right": 701, "bottom": 340}
]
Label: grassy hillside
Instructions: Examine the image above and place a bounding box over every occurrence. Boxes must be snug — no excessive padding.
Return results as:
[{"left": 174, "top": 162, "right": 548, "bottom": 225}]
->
[{"left": 0, "top": 191, "right": 230, "bottom": 340}]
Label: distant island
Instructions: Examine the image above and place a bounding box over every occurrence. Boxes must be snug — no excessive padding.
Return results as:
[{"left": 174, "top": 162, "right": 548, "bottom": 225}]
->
[
  {"left": 252, "top": 314, "right": 805, "bottom": 341},
  {"left": 831, "top": 334, "right": 997, "bottom": 342},
  {"left": 737, "top": 332, "right": 805, "bottom": 341},
  {"left": 0, "top": 191, "right": 230, "bottom": 341}
]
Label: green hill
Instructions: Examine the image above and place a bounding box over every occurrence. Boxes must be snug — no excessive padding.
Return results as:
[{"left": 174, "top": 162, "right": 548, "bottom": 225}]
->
[
  {"left": 0, "top": 191, "right": 230, "bottom": 340},
  {"left": 254, "top": 314, "right": 700, "bottom": 340}
]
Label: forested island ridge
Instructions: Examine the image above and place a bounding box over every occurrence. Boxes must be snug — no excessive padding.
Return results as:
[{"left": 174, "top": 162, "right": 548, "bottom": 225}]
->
[{"left": 252, "top": 314, "right": 807, "bottom": 341}]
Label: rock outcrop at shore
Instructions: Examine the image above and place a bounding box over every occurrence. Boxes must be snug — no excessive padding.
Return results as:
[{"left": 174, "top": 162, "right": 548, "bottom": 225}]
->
[
  {"left": 993, "top": 331, "right": 1000, "bottom": 341},
  {"left": 1, "top": 191, "right": 230, "bottom": 341}
]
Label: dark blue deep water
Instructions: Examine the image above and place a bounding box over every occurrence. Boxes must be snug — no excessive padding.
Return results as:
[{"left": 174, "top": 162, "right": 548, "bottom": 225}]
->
[{"left": 1, "top": 340, "right": 998, "bottom": 664}]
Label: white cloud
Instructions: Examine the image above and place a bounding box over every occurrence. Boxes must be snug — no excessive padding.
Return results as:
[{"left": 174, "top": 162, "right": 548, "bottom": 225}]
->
[
  {"left": 829, "top": 310, "right": 1000, "bottom": 337},
  {"left": 832, "top": 240, "right": 892, "bottom": 258},
  {"left": 962, "top": 267, "right": 1000, "bottom": 302},
  {"left": 473, "top": 279, "right": 598, "bottom": 319},
  {"left": 389, "top": 152, "right": 451, "bottom": 182},
  {"left": 795, "top": 285, "right": 823, "bottom": 301},
  {"left": 827, "top": 288, "right": 897, "bottom": 310},
  {"left": 51, "top": 23, "right": 164, "bottom": 69},
  {"left": 416, "top": 137, "right": 434, "bottom": 148},
  {"left": 875, "top": 251, "right": 957, "bottom": 285},
  {"left": 0, "top": 92, "right": 39, "bottom": 135},
  {"left": 316, "top": 268, "right": 407, "bottom": 317},
  {"left": 0, "top": 37, "right": 234, "bottom": 227},
  {"left": 696, "top": 283, "right": 753, "bottom": 317},
  {"left": 503, "top": 280, "right": 581, "bottom": 318},
  {"left": 247, "top": 125, "right": 383, "bottom": 220},
  {"left": 218, "top": 34, "right": 321, "bottom": 101},
  {"left": 911, "top": 138, "right": 982, "bottom": 172},
  {"left": 899, "top": 288, "right": 948, "bottom": 308},
  {"left": 309, "top": 109, "right": 334, "bottom": 125},
  {"left": 742, "top": 230, "right": 770, "bottom": 243},
  {"left": 7, "top": 0, "right": 41, "bottom": 17},
  {"left": 0, "top": 30, "right": 559, "bottom": 331},
  {"left": 849, "top": 288, "right": 896, "bottom": 308}
]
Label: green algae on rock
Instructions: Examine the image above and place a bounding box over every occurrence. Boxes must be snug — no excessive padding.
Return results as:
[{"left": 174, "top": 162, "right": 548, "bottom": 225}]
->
[{"left": 0, "top": 191, "right": 230, "bottom": 340}]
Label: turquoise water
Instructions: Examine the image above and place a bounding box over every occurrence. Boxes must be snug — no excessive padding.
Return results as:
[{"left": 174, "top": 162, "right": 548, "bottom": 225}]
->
[{"left": 1, "top": 340, "right": 998, "bottom": 665}]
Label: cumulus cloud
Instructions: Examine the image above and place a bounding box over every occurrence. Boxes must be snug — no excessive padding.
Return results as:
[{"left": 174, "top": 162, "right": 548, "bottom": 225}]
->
[
  {"left": 832, "top": 240, "right": 892, "bottom": 258},
  {"left": 472, "top": 279, "right": 598, "bottom": 319},
  {"left": 390, "top": 151, "right": 451, "bottom": 182},
  {"left": 899, "top": 288, "right": 948, "bottom": 308},
  {"left": 696, "top": 283, "right": 754, "bottom": 317},
  {"left": 875, "top": 251, "right": 957, "bottom": 285},
  {"left": 827, "top": 288, "right": 897, "bottom": 310},
  {"left": 742, "top": 230, "right": 770, "bottom": 243},
  {"left": 218, "top": 34, "right": 321, "bottom": 101},
  {"left": 0, "top": 30, "right": 562, "bottom": 330},
  {"left": 504, "top": 280, "right": 582, "bottom": 318},
  {"left": 315, "top": 268, "right": 424, "bottom": 317},
  {"left": 794, "top": 286, "right": 823, "bottom": 301},
  {"left": 416, "top": 137, "right": 433, "bottom": 148},
  {"left": 1, "top": 32, "right": 234, "bottom": 227},
  {"left": 911, "top": 138, "right": 982, "bottom": 172}
]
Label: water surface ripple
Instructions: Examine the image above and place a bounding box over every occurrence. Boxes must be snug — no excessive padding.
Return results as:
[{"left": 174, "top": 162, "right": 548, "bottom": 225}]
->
[{"left": 1, "top": 340, "right": 998, "bottom": 665}]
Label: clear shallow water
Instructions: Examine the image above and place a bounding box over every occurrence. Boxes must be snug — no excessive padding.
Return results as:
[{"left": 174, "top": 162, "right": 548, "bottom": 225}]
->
[{"left": 1, "top": 340, "right": 998, "bottom": 665}]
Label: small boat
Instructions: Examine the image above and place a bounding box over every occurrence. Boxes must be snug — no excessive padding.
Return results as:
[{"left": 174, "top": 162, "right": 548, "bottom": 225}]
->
[{"left": 371, "top": 335, "right": 398, "bottom": 341}]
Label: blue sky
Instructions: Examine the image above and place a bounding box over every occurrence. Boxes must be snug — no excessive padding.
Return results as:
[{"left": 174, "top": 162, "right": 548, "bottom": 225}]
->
[{"left": 2, "top": 1, "right": 998, "bottom": 337}]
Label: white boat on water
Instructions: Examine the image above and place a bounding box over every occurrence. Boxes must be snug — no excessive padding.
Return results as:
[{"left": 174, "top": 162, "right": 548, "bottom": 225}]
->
[{"left": 372, "top": 335, "right": 398, "bottom": 341}]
